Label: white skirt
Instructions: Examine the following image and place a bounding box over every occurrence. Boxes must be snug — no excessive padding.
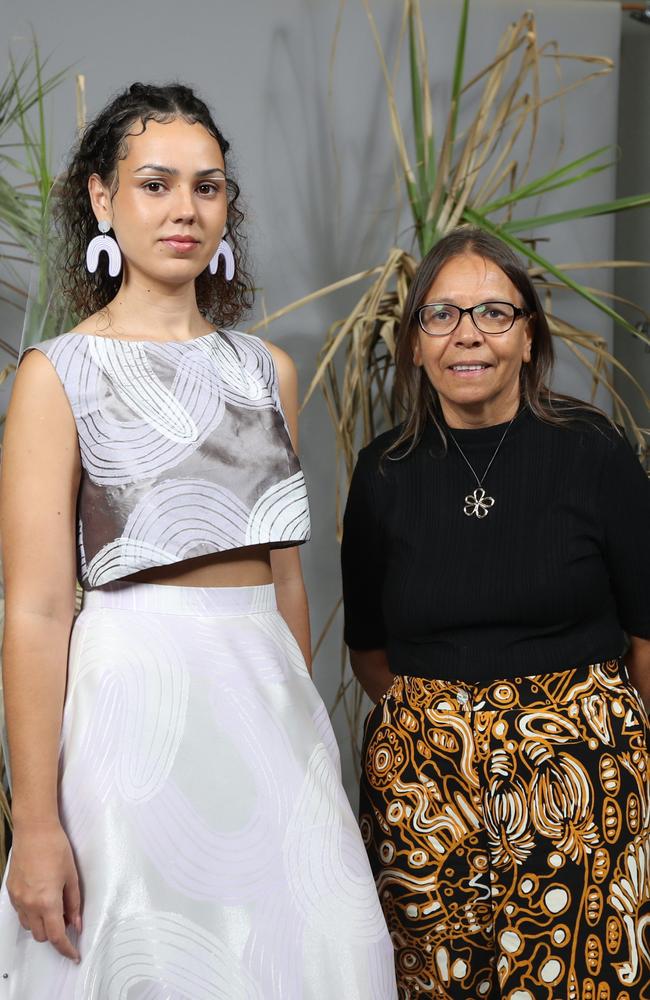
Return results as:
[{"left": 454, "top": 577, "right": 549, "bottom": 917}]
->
[{"left": 0, "top": 583, "right": 396, "bottom": 999}]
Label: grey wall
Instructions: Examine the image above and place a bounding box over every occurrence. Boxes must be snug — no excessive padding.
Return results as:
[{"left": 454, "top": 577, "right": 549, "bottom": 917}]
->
[
  {"left": 614, "top": 11, "right": 650, "bottom": 443},
  {"left": 1, "top": 0, "right": 640, "bottom": 797}
]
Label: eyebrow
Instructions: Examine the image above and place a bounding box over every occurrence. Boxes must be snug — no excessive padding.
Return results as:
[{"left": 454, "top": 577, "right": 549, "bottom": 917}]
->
[{"left": 132, "top": 163, "right": 226, "bottom": 178}]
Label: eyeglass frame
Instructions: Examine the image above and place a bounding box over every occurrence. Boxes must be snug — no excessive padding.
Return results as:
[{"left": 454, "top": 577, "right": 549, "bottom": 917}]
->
[{"left": 415, "top": 300, "right": 531, "bottom": 337}]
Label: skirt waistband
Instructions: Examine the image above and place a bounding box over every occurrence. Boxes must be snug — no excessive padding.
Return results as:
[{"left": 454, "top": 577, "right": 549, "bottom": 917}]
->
[
  {"left": 390, "top": 659, "right": 627, "bottom": 711},
  {"left": 82, "top": 581, "right": 277, "bottom": 616}
]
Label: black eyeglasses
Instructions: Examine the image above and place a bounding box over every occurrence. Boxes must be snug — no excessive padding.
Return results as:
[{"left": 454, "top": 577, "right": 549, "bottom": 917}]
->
[{"left": 416, "top": 300, "right": 530, "bottom": 337}]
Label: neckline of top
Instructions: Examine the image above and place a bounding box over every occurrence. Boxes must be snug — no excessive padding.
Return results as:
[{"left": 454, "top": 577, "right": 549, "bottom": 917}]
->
[
  {"left": 425, "top": 404, "right": 532, "bottom": 448},
  {"left": 66, "top": 329, "right": 221, "bottom": 347}
]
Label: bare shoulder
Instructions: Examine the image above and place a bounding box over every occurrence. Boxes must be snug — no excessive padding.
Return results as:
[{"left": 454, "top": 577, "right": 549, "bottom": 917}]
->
[
  {"left": 264, "top": 341, "right": 297, "bottom": 382},
  {"left": 14, "top": 346, "right": 60, "bottom": 392},
  {"left": 9, "top": 349, "right": 76, "bottom": 437},
  {"left": 68, "top": 311, "right": 108, "bottom": 335}
]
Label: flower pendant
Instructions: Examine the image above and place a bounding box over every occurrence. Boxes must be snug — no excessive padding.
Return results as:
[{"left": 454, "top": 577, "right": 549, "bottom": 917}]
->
[{"left": 464, "top": 487, "right": 495, "bottom": 518}]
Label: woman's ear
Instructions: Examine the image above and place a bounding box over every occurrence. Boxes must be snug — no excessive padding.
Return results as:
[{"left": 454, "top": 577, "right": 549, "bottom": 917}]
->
[
  {"left": 87, "top": 174, "right": 113, "bottom": 225},
  {"left": 413, "top": 335, "right": 423, "bottom": 367}
]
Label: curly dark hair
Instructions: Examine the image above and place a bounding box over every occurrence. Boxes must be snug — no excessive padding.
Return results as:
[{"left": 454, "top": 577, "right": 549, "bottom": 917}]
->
[{"left": 55, "top": 81, "right": 254, "bottom": 329}]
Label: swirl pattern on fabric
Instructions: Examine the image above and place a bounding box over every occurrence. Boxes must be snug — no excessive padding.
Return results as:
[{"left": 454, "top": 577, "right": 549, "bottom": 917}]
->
[
  {"left": 21, "top": 330, "right": 311, "bottom": 588},
  {"left": 0, "top": 583, "right": 397, "bottom": 999}
]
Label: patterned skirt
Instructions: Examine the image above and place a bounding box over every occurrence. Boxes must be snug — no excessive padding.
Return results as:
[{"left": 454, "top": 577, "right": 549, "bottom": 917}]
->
[
  {"left": 0, "top": 582, "right": 397, "bottom": 1000},
  {"left": 359, "top": 661, "right": 650, "bottom": 999}
]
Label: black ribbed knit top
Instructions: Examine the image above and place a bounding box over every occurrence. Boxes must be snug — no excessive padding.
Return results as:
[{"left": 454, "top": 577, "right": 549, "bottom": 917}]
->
[{"left": 341, "top": 406, "right": 650, "bottom": 682}]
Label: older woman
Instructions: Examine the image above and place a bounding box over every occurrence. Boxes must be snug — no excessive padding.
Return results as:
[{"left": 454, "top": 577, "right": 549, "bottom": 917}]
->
[{"left": 342, "top": 227, "right": 650, "bottom": 999}]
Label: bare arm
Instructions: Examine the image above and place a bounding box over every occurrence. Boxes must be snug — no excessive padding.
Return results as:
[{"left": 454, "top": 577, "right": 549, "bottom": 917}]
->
[
  {"left": 625, "top": 635, "right": 650, "bottom": 712},
  {"left": 349, "top": 648, "right": 394, "bottom": 704},
  {"left": 266, "top": 342, "right": 312, "bottom": 671},
  {"left": 270, "top": 547, "right": 311, "bottom": 671},
  {"left": 1, "top": 350, "right": 82, "bottom": 960}
]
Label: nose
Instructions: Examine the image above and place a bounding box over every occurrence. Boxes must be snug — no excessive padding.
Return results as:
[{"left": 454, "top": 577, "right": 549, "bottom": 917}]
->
[
  {"left": 454, "top": 312, "right": 484, "bottom": 347},
  {"left": 170, "top": 183, "right": 195, "bottom": 224}
]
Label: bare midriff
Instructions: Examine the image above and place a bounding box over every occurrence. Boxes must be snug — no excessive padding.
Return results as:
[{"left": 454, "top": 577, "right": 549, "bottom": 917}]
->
[{"left": 126, "top": 544, "right": 274, "bottom": 588}]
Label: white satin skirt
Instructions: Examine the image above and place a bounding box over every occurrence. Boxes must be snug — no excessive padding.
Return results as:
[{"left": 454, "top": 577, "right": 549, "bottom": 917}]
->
[{"left": 0, "top": 582, "right": 397, "bottom": 999}]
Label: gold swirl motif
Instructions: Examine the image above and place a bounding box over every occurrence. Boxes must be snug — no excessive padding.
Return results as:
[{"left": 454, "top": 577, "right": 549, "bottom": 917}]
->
[
  {"left": 609, "top": 833, "right": 650, "bottom": 986},
  {"left": 517, "top": 710, "right": 580, "bottom": 742},
  {"left": 483, "top": 750, "right": 535, "bottom": 868},
  {"left": 492, "top": 683, "right": 516, "bottom": 705},
  {"left": 529, "top": 749, "right": 600, "bottom": 861},
  {"left": 365, "top": 724, "right": 407, "bottom": 790},
  {"left": 581, "top": 693, "right": 614, "bottom": 746}
]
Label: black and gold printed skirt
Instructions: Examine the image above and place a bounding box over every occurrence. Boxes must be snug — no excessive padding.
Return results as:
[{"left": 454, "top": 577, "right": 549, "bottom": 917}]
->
[{"left": 360, "top": 660, "right": 650, "bottom": 1000}]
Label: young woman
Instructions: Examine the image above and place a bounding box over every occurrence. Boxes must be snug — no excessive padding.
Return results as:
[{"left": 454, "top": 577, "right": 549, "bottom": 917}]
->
[
  {"left": 342, "top": 227, "right": 650, "bottom": 999},
  {"left": 0, "top": 83, "right": 397, "bottom": 999}
]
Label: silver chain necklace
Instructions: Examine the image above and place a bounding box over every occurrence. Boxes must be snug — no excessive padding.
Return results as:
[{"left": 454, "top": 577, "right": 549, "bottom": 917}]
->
[{"left": 447, "top": 411, "right": 520, "bottom": 519}]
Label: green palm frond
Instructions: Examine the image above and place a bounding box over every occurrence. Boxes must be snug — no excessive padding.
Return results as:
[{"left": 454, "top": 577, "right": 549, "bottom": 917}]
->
[{"left": 0, "top": 38, "right": 72, "bottom": 357}]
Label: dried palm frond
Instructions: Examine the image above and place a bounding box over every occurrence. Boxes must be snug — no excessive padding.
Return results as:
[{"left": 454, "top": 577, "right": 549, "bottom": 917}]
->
[
  {"left": 251, "top": 0, "right": 650, "bottom": 765},
  {"left": 286, "top": 1, "right": 650, "bottom": 509}
]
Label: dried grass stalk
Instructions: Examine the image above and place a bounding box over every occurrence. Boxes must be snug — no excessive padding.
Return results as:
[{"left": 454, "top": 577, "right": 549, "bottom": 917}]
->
[{"left": 295, "top": 4, "right": 650, "bottom": 762}]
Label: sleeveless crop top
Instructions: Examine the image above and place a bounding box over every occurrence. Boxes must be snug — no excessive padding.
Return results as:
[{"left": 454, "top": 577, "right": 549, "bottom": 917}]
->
[{"left": 23, "top": 330, "right": 311, "bottom": 589}]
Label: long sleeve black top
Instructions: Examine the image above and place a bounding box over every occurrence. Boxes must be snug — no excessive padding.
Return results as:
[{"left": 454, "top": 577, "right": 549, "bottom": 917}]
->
[{"left": 341, "top": 407, "right": 650, "bottom": 682}]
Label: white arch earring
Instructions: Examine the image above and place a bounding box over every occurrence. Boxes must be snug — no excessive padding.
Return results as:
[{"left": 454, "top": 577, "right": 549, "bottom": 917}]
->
[
  {"left": 86, "top": 220, "right": 122, "bottom": 277},
  {"left": 208, "top": 239, "right": 235, "bottom": 281}
]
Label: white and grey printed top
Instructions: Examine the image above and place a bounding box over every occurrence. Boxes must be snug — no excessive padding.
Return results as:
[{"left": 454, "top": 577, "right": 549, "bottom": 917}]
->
[{"left": 23, "top": 330, "right": 311, "bottom": 589}]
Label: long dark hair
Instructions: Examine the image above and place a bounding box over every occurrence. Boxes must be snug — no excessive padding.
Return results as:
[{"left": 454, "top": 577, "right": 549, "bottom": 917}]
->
[
  {"left": 388, "top": 226, "right": 606, "bottom": 458},
  {"left": 55, "top": 82, "right": 254, "bottom": 329}
]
